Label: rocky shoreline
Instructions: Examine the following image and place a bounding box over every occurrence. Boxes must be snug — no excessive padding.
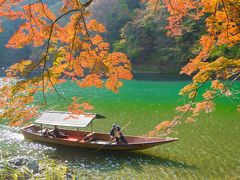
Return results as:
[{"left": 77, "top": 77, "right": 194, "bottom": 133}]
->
[{"left": 0, "top": 156, "right": 72, "bottom": 179}]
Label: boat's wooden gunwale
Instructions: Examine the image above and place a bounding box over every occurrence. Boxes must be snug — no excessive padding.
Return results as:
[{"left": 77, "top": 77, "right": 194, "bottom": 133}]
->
[{"left": 21, "top": 125, "right": 177, "bottom": 151}]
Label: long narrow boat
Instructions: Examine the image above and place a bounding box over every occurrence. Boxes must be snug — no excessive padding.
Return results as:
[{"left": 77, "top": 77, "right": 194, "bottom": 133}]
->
[{"left": 21, "top": 111, "right": 177, "bottom": 151}]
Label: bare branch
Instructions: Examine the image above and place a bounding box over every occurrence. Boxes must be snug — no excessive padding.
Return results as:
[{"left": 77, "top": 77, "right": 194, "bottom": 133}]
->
[
  {"left": 221, "top": 0, "right": 230, "bottom": 42},
  {"left": 39, "top": 0, "right": 54, "bottom": 22}
]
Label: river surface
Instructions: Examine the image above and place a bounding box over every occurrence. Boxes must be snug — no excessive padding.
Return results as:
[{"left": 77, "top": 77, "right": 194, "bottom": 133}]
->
[{"left": 0, "top": 74, "right": 240, "bottom": 179}]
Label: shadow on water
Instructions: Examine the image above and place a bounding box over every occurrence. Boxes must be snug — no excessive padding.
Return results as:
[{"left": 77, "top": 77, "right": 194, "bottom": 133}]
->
[
  {"left": 48, "top": 145, "right": 197, "bottom": 173},
  {"left": 0, "top": 124, "right": 196, "bottom": 174},
  {"left": 133, "top": 73, "right": 191, "bottom": 81},
  {"left": 0, "top": 72, "right": 191, "bottom": 81}
]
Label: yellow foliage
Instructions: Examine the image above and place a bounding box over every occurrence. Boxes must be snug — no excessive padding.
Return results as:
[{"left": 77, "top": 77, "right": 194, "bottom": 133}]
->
[
  {"left": 211, "top": 80, "right": 225, "bottom": 90},
  {"left": 186, "top": 117, "right": 194, "bottom": 123},
  {"left": 202, "top": 91, "right": 215, "bottom": 100},
  {"left": 179, "top": 83, "right": 196, "bottom": 95}
]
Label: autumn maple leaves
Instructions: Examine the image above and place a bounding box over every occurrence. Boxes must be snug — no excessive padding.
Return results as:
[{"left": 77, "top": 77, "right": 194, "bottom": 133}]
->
[
  {"left": 0, "top": 0, "right": 239, "bottom": 132},
  {"left": 0, "top": 0, "right": 132, "bottom": 125},
  {"left": 147, "top": 0, "right": 240, "bottom": 136}
]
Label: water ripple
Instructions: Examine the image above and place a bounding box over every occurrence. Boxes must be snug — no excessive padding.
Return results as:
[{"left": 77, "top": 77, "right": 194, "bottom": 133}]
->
[{"left": 0, "top": 125, "right": 55, "bottom": 159}]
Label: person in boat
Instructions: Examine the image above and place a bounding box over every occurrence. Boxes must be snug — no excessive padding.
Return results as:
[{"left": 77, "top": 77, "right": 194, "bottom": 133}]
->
[
  {"left": 42, "top": 128, "right": 56, "bottom": 138},
  {"left": 50, "top": 126, "right": 68, "bottom": 138},
  {"left": 81, "top": 132, "right": 95, "bottom": 143},
  {"left": 53, "top": 126, "right": 60, "bottom": 136},
  {"left": 110, "top": 124, "right": 128, "bottom": 144},
  {"left": 42, "top": 128, "right": 50, "bottom": 137}
]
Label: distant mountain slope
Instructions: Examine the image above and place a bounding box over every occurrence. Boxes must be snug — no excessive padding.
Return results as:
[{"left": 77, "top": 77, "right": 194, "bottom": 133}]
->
[{"left": 1, "top": 1, "right": 238, "bottom": 73}]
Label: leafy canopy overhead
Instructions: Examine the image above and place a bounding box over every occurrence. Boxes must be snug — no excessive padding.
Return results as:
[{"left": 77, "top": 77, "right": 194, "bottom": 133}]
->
[
  {"left": 0, "top": 0, "right": 239, "bottom": 132},
  {"left": 146, "top": 0, "right": 240, "bottom": 135},
  {"left": 0, "top": 0, "right": 132, "bottom": 125}
]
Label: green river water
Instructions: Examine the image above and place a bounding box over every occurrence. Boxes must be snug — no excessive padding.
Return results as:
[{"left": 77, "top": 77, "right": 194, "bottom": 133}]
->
[{"left": 0, "top": 74, "right": 240, "bottom": 179}]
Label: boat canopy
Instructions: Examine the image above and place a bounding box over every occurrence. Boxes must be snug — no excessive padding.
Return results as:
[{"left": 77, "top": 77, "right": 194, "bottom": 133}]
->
[{"left": 35, "top": 111, "right": 96, "bottom": 128}]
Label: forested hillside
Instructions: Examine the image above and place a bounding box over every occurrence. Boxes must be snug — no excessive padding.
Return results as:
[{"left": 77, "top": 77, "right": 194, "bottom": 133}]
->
[
  {"left": 0, "top": 19, "right": 31, "bottom": 68},
  {"left": 0, "top": 1, "right": 59, "bottom": 68},
  {"left": 90, "top": 0, "right": 195, "bottom": 73},
  {"left": 0, "top": 0, "right": 239, "bottom": 72},
  {"left": 113, "top": 8, "right": 204, "bottom": 72}
]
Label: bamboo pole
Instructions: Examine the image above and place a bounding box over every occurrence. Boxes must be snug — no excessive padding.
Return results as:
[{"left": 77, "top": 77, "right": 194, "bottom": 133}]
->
[{"left": 96, "top": 121, "right": 131, "bottom": 152}]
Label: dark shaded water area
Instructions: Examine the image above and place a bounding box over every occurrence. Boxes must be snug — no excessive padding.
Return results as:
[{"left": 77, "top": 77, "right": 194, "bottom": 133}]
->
[
  {"left": 0, "top": 74, "right": 240, "bottom": 179},
  {"left": 0, "top": 70, "right": 191, "bottom": 80}
]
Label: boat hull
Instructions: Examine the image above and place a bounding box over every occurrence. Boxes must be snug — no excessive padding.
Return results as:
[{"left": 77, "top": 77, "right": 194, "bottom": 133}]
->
[{"left": 21, "top": 125, "right": 177, "bottom": 151}]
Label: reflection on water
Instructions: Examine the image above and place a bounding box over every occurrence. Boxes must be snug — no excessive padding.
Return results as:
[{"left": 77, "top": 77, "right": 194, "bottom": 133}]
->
[
  {"left": 133, "top": 73, "right": 191, "bottom": 81},
  {"left": 53, "top": 146, "right": 197, "bottom": 170},
  {"left": 0, "top": 125, "right": 55, "bottom": 158},
  {"left": 0, "top": 76, "right": 240, "bottom": 179},
  {"left": 0, "top": 125, "right": 197, "bottom": 179},
  {"left": 0, "top": 72, "right": 190, "bottom": 81}
]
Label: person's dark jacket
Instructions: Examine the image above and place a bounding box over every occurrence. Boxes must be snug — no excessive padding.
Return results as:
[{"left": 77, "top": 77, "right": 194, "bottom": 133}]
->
[{"left": 110, "top": 126, "right": 121, "bottom": 137}]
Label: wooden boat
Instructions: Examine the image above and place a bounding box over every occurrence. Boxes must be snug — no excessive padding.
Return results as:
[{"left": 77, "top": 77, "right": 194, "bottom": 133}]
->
[{"left": 21, "top": 111, "right": 178, "bottom": 151}]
